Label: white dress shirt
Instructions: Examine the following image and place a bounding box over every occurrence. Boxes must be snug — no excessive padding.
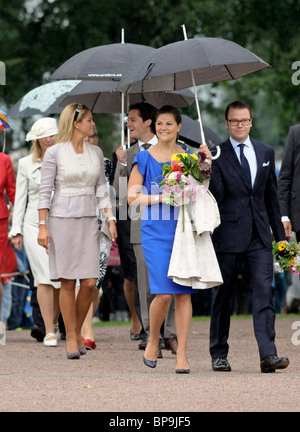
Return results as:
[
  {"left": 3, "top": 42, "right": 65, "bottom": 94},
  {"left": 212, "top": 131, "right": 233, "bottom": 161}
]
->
[{"left": 138, "top": 135, "right": 158, "bottom": 150}]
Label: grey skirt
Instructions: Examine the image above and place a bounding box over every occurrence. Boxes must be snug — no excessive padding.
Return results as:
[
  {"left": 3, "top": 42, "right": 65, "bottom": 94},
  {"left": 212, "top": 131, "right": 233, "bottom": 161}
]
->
[{"left": 48, "top": 216, "right": 100, "bottom": 281}]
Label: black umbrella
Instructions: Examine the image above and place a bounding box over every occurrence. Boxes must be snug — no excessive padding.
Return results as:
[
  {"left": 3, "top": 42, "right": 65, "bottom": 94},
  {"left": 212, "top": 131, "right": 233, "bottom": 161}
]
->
[
  {"left": 50, "top": 37, "right": 156, "bottom": 148},
  {"left": 179, "top": 115, "right": 221, "bottom": 148},
  {"left": 118, "top": 37, "right": 269, "bottom": 93},
  {"left": 51, "top": 42, "right": 156, "bottom": 82},
  {"left": 117, "top": 28, "right": 270, "bottom": 155},
  {"left": 60, "top": 80, "right": 195, "bottom": 112}
]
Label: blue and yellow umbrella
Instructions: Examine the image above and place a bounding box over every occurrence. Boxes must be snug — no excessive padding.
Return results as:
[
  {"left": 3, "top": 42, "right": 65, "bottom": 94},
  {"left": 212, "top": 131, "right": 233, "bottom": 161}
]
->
[
  {"left": 0, "top": 109, "right": 11, "bottom": 152},
  {"left": 0, "top": 109, "right": 10, "bottom": 130}
]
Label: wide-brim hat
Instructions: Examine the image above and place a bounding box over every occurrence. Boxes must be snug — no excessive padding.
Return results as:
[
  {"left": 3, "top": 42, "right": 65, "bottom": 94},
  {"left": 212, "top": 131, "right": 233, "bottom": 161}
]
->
[{"left": 26, "top": 117, "right": 58, "bottom": 141}]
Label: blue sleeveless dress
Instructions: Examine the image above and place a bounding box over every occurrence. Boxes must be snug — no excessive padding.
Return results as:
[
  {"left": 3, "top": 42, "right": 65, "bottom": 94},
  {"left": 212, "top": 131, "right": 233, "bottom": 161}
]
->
[{"left": 132, "top": 151, "right": 195, "bottom": 294}]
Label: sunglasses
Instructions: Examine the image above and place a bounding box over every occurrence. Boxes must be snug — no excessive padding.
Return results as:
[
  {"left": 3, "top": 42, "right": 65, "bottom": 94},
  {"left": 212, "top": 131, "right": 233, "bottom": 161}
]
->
[{"left": 73, "top": 104, "right": 83, "bottom": 122}]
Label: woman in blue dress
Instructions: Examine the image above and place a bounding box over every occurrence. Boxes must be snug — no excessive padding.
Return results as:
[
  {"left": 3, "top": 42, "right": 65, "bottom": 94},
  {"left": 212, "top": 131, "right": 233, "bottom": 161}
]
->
[{"left": 128, "top": 105, "right": 211, "bottom": 373}]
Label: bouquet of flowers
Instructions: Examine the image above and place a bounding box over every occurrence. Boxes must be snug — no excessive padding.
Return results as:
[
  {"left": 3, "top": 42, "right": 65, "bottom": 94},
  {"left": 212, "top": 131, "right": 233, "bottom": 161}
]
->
[
  {"left": 159, "top": 152, "right": 211, "bottom": 207},
  {"left": 158, "top": 152, "right": 211, "bottom": 231},
  {"left": 272, "top": 241, "right": 300, "bottom": 274}
]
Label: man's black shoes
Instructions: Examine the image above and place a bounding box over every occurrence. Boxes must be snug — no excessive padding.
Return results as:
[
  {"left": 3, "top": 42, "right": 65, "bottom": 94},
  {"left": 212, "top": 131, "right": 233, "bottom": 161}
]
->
[
  {"left": 212, "top": 357, "right": 231, "bottom": 372},
  {"left": 212, "top": 355, "right": 289, "bottom": 373},
  {"left": 260, "top": 355, "right": 289, "bottom": 373}
]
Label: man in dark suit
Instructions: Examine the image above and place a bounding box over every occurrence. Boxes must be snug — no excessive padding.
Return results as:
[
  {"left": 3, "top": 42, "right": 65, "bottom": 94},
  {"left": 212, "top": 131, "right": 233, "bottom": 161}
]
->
[
  {"left": 113, "top": 102, "right": 177, "bottom": 356},
  {"left": 278, "top": 124, "right": 300, "bottom": 241},
  {"left": 209, "top": 100, "right": 289, "bottom": 373}
]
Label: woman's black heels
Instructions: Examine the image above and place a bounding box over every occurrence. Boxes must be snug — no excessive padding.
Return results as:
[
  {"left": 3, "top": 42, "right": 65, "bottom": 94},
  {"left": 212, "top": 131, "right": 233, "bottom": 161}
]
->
[
  {"left": 66, "top": 344, "right": 86, "bottom": 359},
  {"left": 78, "top": 345, "right": 86, "bottom": 356},
  {"left": 66, "top": 350, "right": 80, "bottom": 360},
  {"left": 143, "top": 356, "right": 157, "bottom": 368}
]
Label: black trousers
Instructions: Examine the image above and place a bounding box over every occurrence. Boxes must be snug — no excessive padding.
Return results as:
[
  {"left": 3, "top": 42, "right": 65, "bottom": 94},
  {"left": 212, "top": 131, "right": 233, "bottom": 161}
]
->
[{"left": 209, "top": 229, "right": 277, "bottom": 361}]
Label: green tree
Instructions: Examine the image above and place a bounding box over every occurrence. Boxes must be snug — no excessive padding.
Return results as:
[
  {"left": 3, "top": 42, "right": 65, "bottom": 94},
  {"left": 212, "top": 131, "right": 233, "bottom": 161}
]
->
[{"left": 1, "top": 0, "right": 300, "bottom": 158}]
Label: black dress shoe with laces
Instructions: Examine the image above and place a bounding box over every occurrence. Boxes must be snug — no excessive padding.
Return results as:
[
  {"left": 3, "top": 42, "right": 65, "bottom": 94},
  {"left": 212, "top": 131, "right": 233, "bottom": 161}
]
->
[
  {"left": 260, "top": 355, "right": 289, "bottom": 373},
  {"left": 138, "top": 337, "right": 148, "bottom": 350},
  {"left": 164, "top": 337, "right": 178, "bottom": 354},
  {"left": 212, "top": 357, "right": 231, "bottom": 372},
  {"left": 31, "top": 325, "right": 45, "bottom": 342}
]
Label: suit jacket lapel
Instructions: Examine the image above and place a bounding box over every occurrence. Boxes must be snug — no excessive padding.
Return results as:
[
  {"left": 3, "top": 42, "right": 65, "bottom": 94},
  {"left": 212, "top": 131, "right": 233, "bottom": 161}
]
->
[
  {"left": 251, "top": 139, "right": 264, "bottom": 191},
  {"left": 127, "top": 143, "right": 140, "bottom": 172}
]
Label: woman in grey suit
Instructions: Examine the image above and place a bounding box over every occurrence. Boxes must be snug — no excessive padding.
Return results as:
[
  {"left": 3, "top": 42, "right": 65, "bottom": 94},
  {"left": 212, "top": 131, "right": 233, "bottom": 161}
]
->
[
  {"left": 37, "top": 104, "right": 117, "bottom": 359},
  {"left": 10, "top": 118, "right": 60, "bottom": 347}
]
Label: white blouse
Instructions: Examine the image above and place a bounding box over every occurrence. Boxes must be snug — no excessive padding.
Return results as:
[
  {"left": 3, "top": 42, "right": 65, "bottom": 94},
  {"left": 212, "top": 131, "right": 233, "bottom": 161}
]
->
[{"left": 9, "top": 154, "right": 42, "bottom": 236}]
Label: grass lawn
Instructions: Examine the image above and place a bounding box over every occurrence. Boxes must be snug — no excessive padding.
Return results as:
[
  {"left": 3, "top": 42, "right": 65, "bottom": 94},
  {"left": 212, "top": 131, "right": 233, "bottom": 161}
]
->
[{"left": 92, "top": 313, "right": 299, "bottom": 327}]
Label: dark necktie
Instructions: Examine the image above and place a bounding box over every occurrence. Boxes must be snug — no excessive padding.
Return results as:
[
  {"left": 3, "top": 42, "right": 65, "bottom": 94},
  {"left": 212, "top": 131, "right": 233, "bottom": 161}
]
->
[
  {"left": 238, "top": 143, "right": 252, "bottom": 188},
  {"left": 142, "top": 143, "right": 151, "bottom": 150}
]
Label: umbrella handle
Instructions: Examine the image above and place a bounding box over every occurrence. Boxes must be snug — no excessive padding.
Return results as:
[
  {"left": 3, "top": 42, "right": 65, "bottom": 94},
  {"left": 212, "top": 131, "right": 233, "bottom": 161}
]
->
[
  {"left": 181, "top": 24, "right": 221, "bottom": 161},
  {"left": 211, "top": 145, "right": 221, "bottom": 160}
]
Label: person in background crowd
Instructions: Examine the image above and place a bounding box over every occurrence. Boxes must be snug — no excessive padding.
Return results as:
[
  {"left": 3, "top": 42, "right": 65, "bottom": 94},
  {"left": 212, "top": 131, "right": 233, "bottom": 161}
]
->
[
  {"left": 10, "top": 118, "right": 61, "bottom": 347},
  {"left": 0, "top": 150, "right": 15, "bottom": 333},
  {"left": 278, "top": 123, "right": 300, "bottom": 242},
  {"left": 78, "top": 126, "right": 114, "bottom": 350},
  {"left": 113, "top": 128, "right": 141, "bottom": 341},
  {"left": 0, "top": 208, "right": 18, "bottom": 326}
]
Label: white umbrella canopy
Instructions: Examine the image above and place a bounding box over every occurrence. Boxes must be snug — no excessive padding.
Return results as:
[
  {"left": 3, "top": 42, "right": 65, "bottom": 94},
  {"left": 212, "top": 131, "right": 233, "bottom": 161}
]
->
[
  {"left": 60, "top": 80, "right": 195, "bottom": 112},
  {"left": 8, "top": 80, "right": 81, "bottom": 117}
]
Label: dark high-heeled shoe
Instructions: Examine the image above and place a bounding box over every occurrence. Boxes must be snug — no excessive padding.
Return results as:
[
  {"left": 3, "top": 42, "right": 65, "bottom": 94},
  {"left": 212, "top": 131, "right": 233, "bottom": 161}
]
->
[
  {"left": 78, "top": 346, "right": 87, "bottom": 356},
  {"left": 143, "top": 356, "right": 157, "bottom": 368},
  {"left": 66, "top": 351, "right": 80, "bottom": 360},
  {"left": 175, "top": 369, "right": 190, "bottom": 374},
  {"left": 130, "top": 330, "right": 141, "bottom": 341}
]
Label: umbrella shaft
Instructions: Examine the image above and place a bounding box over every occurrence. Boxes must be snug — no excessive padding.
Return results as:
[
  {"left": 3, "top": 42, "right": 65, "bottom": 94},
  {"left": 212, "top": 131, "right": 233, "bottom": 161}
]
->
[{"left": 190, "top": 71, "right": 206, "bottom": 146}]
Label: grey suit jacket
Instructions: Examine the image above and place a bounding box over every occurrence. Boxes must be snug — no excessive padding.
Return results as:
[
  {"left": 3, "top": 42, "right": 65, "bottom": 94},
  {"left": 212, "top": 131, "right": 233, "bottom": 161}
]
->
[
  {"left": 113, "top": 143, "right": 142, "bottom": 244},
  {"left": 278, "top": 124, "right": 300, "bottom": 233}
]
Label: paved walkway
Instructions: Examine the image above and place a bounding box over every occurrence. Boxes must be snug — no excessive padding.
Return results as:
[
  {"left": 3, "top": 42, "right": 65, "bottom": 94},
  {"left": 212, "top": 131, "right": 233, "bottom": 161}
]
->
[{"left": 0, "top": 316, "right": 299, "bottom": 414}]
